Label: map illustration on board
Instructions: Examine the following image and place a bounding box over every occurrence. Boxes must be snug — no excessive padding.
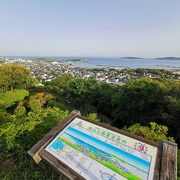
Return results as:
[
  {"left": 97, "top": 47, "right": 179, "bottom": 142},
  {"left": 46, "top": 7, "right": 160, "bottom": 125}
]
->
[{"left": 46, "top": 118, "right": 158, "bottom": 180}]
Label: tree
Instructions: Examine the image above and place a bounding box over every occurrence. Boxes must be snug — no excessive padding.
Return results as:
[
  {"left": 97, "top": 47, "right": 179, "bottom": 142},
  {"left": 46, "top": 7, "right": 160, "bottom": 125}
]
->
[
  {"left": 87, "top": 113, "right": 100, "bottom": 121},
  {"left": 95, "top": 82, "right": 118, "bottom": 117},
  {"left": 46, "top": 74, "right": 74, "bottom": 95},
  {"left": 14, "top": 105, "right": 27, "bottom": 118},
  {"left": 47, "top": 76, "right": 180, "bottom": 145},
  {"left": 125, "top": 122, "right": 174, "bottom": 142},
  {"left": 67, "top": 78, "right": 98, "bottom": 113},
  {"left": 28, "top": 92, "right": 54, "bottom": 111},
  {"left": 0, "top": 107, "right": 68, "bottom": 150},
  {"left": 110, "top": 78, "right": 180, "bottom": 145},
  {"left": 0, "top": 64, "right": 38, "bottom": 92},
  {"left": 111, "top": 78, "right": 167, "bottom": 127}
]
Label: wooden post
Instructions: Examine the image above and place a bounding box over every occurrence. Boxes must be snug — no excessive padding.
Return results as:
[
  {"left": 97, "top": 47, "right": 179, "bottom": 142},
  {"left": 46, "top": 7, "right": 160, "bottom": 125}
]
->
[{"left": 160, "top": 140, "right": 177, "bottom": 180}]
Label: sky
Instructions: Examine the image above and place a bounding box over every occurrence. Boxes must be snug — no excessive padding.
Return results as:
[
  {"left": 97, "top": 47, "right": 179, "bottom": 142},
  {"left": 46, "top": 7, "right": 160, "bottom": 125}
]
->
[{"left": 0, "top": 0, "right": 180, "bottom": 57}]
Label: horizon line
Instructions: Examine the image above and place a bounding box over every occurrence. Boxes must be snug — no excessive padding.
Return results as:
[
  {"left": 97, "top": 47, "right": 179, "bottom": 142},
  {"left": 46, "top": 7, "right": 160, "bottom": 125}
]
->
[{"left": 1, "top": 55, "right": 180, "bottom": 59}]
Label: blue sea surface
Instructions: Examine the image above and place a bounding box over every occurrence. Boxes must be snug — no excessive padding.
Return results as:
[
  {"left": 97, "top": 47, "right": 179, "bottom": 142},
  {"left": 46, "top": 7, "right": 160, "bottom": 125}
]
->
[
  {"left": 3, "top": 56, "right": 180, "bottom": 69},
  {"left": 61, "top": 57, "right": 180, "bottom": 69}
]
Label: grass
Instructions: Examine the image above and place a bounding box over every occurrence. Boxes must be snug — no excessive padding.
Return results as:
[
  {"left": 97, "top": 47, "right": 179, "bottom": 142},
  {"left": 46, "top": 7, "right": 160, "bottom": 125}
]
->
[{"left": 0, "top": 89, "right": 29, "bottom": 109}]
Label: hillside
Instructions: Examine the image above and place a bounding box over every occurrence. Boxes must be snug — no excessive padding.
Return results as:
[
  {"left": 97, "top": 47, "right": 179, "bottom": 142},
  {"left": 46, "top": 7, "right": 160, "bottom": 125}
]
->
[{"left": 0, "top": 64, "right": 179, "bottom": 179}]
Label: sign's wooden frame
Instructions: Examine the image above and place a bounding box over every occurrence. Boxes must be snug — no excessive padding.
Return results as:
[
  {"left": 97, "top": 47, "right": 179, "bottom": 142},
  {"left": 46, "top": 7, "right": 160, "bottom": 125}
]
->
[{"left": 28, "top": 110, "right": 177, "bottom": 180}]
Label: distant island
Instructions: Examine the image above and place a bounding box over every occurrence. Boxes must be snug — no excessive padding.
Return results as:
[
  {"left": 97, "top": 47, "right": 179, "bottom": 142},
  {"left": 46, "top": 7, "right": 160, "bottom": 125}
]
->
[
  {"left": 122, "top": 57, "right": 180, "bottom": 60},
  {"left": 155, "top": 57, "right": 180, "bottom": 60},
  {"left": 122, "top": 57, "right": 144, "bottom": 59},
  {"left": 36, "top": 57, "right": 87, "bottom": 63},
  {"left": 121, "top": 57, "right": 180, "bottom": 60}
]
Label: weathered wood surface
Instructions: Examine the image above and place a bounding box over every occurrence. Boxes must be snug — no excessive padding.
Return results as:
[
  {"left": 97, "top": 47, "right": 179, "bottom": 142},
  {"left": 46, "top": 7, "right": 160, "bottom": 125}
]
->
[
  {"left": 27, "top": 110, "right": 81, "bottom": 164},
  {"left": 153, "top": 148, "right": 162, "bottom": 180},
  {"left": 60, "top": 174, "right": 69, "bottom": 180},
  {"left": 160, "top": 140, "right": 177, "bottom": 180}
]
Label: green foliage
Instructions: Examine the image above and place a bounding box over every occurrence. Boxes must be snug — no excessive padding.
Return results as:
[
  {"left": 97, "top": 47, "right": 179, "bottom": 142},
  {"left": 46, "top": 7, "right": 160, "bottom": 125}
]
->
[
  {"left": 14, "top": 105, "right": 27, "bottom": 117},
  {"left": 47, "top": 75, "right": 180, "bottom": 145},
  {"left": 28, "top": 98, "right": 42, "bottom": 110},
  {"left": 95, "top": 82, "right": 118, "bottom": 117},
  {"left": 0, "top": 66, "right": 68, "bottom": 179},
  {"left": 0, "top": 156, "right": 60, "bottom": 180},
  {"left": 125, "top": 122, "right": 174, "bottom": 142},
  {"left": 28, "top": 92, "right": 54, "bottom": 111},
  {"left": 0, "top": 111, "right": 12, "bottom": 125},
  {"left": 47, "top": 74, "right": 118, "bottom": 115},
  {"left": 111, "top": 78, "right": 180, "bottom": 145},
  {"left": 112, "top": 78, "right": 165, "bottom": 124},
  {"left": 66, "top": 77, "right": 98, "bottom": 112},
  {"left": 0, "top": 106, "right": 68, "bottom": 180},
  {"left": 0, "top": 65, "right": 180, "bottom": 179},
  {"left": 0, "top": 64, "right": 38, "bottom": 92},
  {"left": 87, "top": 113, "right": 100, "bottom": 121},
  {"left": 46, "top": 73, "right": 74, "bottom": 95},
  {"left": 49, "top": 74, "right": 179, "bottom": 144},
  {"left": 0, "top": 89, "right": 29, "bottom": 109},
  {"left": 134, "top": 68, "right": 171, "bottom": 76},
  {"left": 0, "top": 107, "right": 68, "bottom": 151}
]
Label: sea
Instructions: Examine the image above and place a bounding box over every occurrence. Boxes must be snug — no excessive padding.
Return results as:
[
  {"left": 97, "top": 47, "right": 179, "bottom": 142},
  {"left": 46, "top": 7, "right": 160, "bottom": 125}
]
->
[{"left": 2, "top": 56, "right": 180, "bottom": 69}]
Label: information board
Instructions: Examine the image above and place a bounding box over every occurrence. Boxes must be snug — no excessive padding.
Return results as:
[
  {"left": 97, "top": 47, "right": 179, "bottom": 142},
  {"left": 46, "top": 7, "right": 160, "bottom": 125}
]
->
[{"left": 45, "top": 117, "right": 158, "bottom": 180}]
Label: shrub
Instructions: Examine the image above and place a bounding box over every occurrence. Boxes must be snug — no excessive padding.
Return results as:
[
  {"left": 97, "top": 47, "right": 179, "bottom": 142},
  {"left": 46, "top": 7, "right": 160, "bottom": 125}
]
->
[{"left": 125, "top": 122, "right": 175, "bottom": 142}]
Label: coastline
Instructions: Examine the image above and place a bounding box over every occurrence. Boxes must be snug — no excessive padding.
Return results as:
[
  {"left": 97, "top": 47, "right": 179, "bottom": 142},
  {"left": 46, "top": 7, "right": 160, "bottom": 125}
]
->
[
  {"left": 1, "top": 56, "right": 180, "bottom": 70},
  {"left": 0, "top": 56, "right": 180, "bottom": 85}
]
